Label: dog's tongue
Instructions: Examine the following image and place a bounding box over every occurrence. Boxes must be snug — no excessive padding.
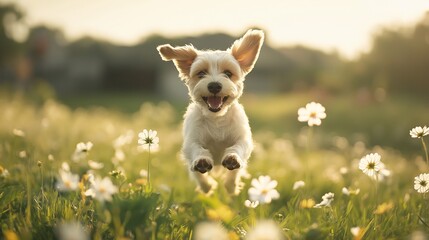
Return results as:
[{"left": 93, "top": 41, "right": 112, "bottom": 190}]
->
[{"left": 207, "top": 96, "right": 222, "bottom": 109}]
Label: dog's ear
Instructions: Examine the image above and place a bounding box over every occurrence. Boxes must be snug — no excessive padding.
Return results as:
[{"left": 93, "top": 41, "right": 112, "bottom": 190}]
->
[
  {"left": 229, "top": 29, "right": 264, "bottom": 75},
  {"left": 157, "top": 44, "right": 197, "bottom": 80}
]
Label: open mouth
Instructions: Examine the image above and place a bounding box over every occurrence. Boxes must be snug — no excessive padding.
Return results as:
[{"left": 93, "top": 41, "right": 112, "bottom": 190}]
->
[{"left": 202, "top": 96, "right": 229, "bottom": 112}]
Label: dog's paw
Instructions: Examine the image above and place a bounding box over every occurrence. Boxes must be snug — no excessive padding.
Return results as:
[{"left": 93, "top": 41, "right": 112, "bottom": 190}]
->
[
  {"left": 222, "top": 154, "right": 241, "bottom": 170},
  {"left": 192, "top": 158, "right": 213, "bottom": 173}
]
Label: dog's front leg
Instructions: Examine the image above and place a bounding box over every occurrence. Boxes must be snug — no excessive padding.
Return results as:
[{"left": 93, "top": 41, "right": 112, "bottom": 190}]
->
[
  {"left": 183, "top": 142, "right": 217, "bottom": 194},
  {"left": 222, "top": 138, "right": 253, "bottom": 195},
  {"left": 222, "top": 138, "right": 253, "bottom": 171},
  {"left": 184, "top": 142, "right": 214, "bottom": 173}
]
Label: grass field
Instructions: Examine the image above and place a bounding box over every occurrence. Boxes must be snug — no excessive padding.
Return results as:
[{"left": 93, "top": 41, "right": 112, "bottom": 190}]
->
[{"left": 1, "top": 90, "right": 428, "bottom": 239}]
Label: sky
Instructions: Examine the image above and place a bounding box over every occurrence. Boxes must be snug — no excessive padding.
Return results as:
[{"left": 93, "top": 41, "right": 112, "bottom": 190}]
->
[{"left": 3, "top": 0, "right": 429, "bottom": 59}]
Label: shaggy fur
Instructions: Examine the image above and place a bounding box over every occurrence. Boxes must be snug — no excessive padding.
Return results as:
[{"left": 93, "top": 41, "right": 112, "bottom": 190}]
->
[{"left": 157, "top": 29, "right": 264, "bottom": 195}]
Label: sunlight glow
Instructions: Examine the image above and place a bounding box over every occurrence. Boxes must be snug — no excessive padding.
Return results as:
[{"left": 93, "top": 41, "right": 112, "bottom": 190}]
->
[{"left": 5, "top": 0, "right": 429, "bottom": 58}]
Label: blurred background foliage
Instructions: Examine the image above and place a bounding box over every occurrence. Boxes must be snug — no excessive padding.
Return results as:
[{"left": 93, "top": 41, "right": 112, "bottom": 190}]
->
[{"left": 1, "top": 3, "right": 429, "bottom": 153}]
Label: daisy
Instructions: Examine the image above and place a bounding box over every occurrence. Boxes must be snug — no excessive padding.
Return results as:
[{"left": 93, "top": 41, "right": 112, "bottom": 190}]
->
[
  {"left": 373, "top": 162, "right": 391, "bottom": 181},
  {"left": 414, "top": 173, "right": 429, "bottom": 193},
  {"left": 88, "top": 160, "right": 104, "bottom": 170},
  {"left": 298, "top": 102, "right": 327, "bottom": 126},
  {"left": 61, "top": 162, "right": 70, "bottom": 172},
  {"left": 138, "top": 129, "right": 159, "bottom": 152},
  {"left": 139, "top": 169, "right": 148, "bottom": 178},
  {"left": 410, "top": 126, "right": 429, "bottom": 138},
  {"left": 244, "top": 200, "right": 259, "bottom": 208},
  {"left": 113, "top": 130, "right": 134, "bottom": 149},
  {"left": 12, "top": 128, "right": 25, "bottom": 137},
  {"left": 57, "top": 221, "right": 89, "bottom": 240},
  {"left": 72, "top": 142, "right": 93, "bottom": 162},
  {"left": 0, "top": 166, "right": 9, "bottom": 178},
  {"left": 342, "top": 187, "right": 360, "bottom": 196},
  {"left": 112, "top": 149, "right": 125, "bottom": 165},
  {"left": 56, "top": 170, "right": 80, "bottom": 192},
  {"left": 314, "top": 192, "right": 334, "bottom": 208},
  {"left": 359, "top": 153, "right": 382, "bottom": 177},
  {"left": 248, "top": 175, "right": 280, "bottom": 204},
  {"left": 193, "top": 222, "right": 229, "bottom": 240},
  {"left": 350, "top": 227, "right": 363, "bottom": 239},
  {"left": 292, "top": 180, "right": 305, "bottom": 190},
  {"left": 76, "top": 142, "right": 93, "bottom": 153},
  {"left": 245, "top": 220, "right": 284, "bottom": 240},
  {"left": 85, "top": 176, "right": 118, "bottom": 202}
]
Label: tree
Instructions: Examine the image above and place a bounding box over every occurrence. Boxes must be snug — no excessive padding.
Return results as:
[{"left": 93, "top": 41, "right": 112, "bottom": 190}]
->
[
  {"left": 0, "top": 3, "right": 24, "bottom": 64},
  {"left": 354, "top": 12, "right": 429, "bottom": 98}
]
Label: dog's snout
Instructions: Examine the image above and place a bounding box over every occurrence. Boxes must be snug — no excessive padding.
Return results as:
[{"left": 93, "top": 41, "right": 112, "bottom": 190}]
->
[{"left": 208, "top": 82, "right": 222, "bottom": 94}]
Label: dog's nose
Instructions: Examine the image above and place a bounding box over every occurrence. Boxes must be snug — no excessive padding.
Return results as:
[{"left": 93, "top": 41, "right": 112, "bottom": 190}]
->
[{"left": 208, "top": 82, "right": 222, "bottom": 94}]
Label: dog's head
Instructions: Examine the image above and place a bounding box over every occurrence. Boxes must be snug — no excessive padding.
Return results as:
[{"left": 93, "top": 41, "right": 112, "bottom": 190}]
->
[{"left": 157, "top": 29, "right": 264, "bottom": 116}]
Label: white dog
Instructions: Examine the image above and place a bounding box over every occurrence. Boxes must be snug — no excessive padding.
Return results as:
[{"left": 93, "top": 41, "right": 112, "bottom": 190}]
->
[{"left": 157, "top": 29, "right": 264, "bottom": 195}]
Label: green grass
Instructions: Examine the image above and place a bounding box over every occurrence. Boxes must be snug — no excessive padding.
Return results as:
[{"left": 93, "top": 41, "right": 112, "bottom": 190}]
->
[{"left": 0, "top": 92, "right": 428, "bottom": 239}]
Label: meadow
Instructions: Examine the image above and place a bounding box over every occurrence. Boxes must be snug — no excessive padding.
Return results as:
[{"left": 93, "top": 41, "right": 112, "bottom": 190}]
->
[{"left": 1, "top": 90, "right": 428, "bottom": 240}]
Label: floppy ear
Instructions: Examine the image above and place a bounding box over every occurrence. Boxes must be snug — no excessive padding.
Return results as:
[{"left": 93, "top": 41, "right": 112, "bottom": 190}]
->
[
  {"left": 157, "top": 44, "right": 198, "bottom": 80},
  {"left": 229, "top": 29, "right": 264, "bottom": 75}
]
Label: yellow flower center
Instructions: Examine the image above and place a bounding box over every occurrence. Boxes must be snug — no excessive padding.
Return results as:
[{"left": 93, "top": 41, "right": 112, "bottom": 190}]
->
[
  {"left": 310, "top": 112, "right": 317, "bottom": 118},
  {"left": 65, "top": 180, "right": 72, "bottom": 188},
  {"left": 99, "top": 186, "right": 107, "bottom": 193},
  {"left": 368, "top": 162, "right": 375, "bottom": 170},
  {"left": 421, "top": 180, "right": 427, "bottom": 187},
  {"left": 261, "top": 188, "right": 269, "bottom": 195}
]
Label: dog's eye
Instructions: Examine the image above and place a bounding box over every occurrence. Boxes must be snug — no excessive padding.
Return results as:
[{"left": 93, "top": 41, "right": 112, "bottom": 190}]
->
[
  {"left": 197, "top": 71, "right": 207, "bottom": 79},
  {"left": 223, "top": 70, "right": 233, "bottom": 78}
]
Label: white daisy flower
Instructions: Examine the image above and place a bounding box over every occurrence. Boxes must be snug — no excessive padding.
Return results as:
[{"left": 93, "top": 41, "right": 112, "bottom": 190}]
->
[
  {"left": 56, "top": 170, "right": 80, "bottom": 192},
  {"left": 12, "top": 128, "right": 25, "bottom": 137},
  {"left": 297, "top": 102, "right": 327, "bottom": 126},
  {"left": 193, "top": 222, "right": 229, "bottom": 240},
  {"left": 138, "top": 129, "right": 159, "bottom": 152},
  {"left": 339, "top": 167, "right": 348, "bottom": 175},
  {"left": 245, "top": 220, "right": 284, "bottom": 240},
  {"left": 350, "top": 227, "right": 362, "bottom": 238},
  {"left": 88, "top": 160, "right": 104, "bottom": 170},
  {"left": 61, "top": 162, "right": 70, "bottom": 172},
  {"left": 139, "top": 169, "right": 148, "bottom": 178},
  {"left": 373, "top": 162, "right": 391, "bottom": 181},
  {"left": 72, "top": 142, "right": 93, "bottom": 162},
  {"left": 57, "top": 221, "right": 89, "bottom": 240},
  {"left": 248, "top": 175, "right": 280, "bottom": 204},
  {"left": 314, "top": 192, "right": 334, "bottom": 208},
  {"left": 342, "top": 187, "right": 360, "bottom": 196},
  {"left": 414, "top": 173, "right": 429, "bottom": 193},
  {"left": 0, "top": 166, "right": 10, "bottom": 178},
  {"left": 76, "top": 142, "right": 93, "bottom": 153},
  {"left": 410, "top": 126, "right": 429, "bottom": 138},
  {"left": 111, "top": 149, "right": 126, "bottom": 166},
  {"left": 19, "top": 150, "right": 27, "bottom": 158},
  {"left": 244, "top": 200, "right": 259, "bottom": 208},
  {"left": 113, "top": 130, "right": 134, "bottom": 149},
  {"left": 359, "top": 153, "right": 382, "bottom": 177},
  {"left": 85, "top": 176, "right": 118, "bottom": 202},
  {"left": 292, "top": 180, "right": 305, "bottom": 190}
]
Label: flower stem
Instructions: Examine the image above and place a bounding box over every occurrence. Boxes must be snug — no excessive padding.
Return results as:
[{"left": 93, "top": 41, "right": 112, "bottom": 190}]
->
[
  {"left": 421, "top": 137, "right": 429, "bottom": 168},
  {"left": 147, "top": 147, "right": 152, "bottom": 192},
  {"left": 305, "top": 127, "right": 314, "bottom": 187},
  {"left": 307, "top": 127, "right": 314, "bottom": 151}
]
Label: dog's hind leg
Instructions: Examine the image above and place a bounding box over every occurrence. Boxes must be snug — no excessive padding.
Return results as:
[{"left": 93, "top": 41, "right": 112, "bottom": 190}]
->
[
  {"left": 224, "top": 169, "right": 244, "bottom": 195},
  {"left": 192, "top": 172, "right": 218, "bottom": 195}
]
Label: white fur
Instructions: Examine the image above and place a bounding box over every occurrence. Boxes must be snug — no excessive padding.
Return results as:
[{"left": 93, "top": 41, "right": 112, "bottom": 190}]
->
[{"left": 157, "top": 29, "right": 264, "bottom": 195}]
